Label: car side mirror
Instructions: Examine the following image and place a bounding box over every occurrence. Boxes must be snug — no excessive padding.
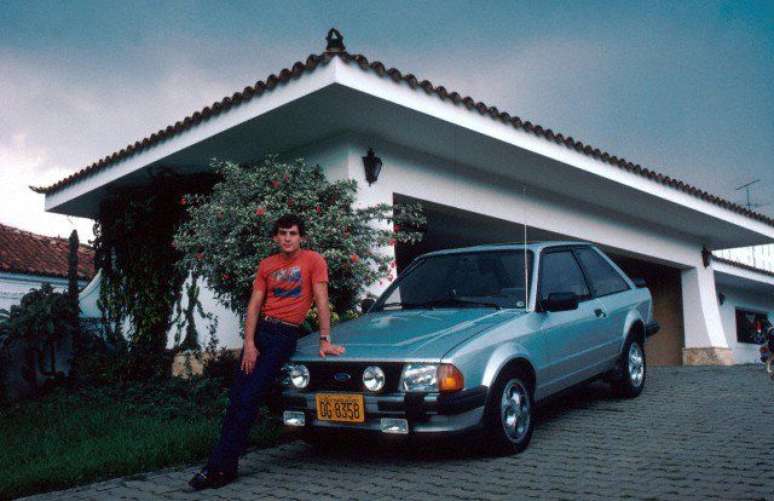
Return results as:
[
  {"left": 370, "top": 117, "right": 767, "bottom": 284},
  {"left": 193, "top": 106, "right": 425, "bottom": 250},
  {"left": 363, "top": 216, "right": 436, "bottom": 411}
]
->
[
  {"left": 361, "top": 298, "right": 376, "bottom": 313},
  {"left": 542, "top": 292, "right": 579, "bottom": 312},
  {"left": 632, "top": 277, "right": 647, "bottom": 288}
]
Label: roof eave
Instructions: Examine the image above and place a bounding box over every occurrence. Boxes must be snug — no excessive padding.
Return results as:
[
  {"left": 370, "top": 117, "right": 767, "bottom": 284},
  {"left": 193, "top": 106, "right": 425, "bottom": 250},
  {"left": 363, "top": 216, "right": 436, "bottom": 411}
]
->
[{"left": 38, "top": 50, "right": 773, "bottom": 247}]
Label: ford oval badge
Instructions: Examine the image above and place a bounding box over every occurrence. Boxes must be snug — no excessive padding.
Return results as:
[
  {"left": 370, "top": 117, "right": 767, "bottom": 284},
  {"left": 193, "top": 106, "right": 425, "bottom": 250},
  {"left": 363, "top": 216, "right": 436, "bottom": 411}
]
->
[{"left": 334, "top": 372, "right": 351, "bottom": 382}]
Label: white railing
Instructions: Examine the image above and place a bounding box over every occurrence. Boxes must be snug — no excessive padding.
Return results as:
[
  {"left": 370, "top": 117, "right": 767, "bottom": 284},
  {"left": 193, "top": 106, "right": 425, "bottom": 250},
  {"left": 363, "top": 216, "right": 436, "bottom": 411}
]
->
[{"left": 714, "top": 244, "right": 774, "bottom": 273}]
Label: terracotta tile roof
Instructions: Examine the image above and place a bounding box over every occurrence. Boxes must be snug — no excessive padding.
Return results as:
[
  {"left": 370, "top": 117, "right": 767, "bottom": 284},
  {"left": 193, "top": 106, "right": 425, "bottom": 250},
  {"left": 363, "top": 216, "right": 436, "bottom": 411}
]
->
[
  {"left": 30, "top": 30, "right": 774, "bottom": 228},
  {"left": 0, "top": 223, "right": 95, "bottom": 280},
  {"left": 712, "top": 255, "right": 774, "bottom": 279}
]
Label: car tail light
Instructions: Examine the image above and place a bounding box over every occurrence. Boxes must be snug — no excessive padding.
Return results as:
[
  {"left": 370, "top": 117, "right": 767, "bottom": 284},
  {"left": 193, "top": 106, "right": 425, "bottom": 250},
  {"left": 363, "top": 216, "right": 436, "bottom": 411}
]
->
[{"left": 438, "top": 364, "right": 464, "bottom": 392}]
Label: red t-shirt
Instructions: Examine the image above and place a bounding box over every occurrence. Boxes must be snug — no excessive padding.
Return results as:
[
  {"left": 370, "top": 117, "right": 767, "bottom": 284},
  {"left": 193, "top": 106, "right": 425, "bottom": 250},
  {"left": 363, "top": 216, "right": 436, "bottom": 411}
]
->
[{"left": 252, "top": 250, "right": 329, "bottom": 325}]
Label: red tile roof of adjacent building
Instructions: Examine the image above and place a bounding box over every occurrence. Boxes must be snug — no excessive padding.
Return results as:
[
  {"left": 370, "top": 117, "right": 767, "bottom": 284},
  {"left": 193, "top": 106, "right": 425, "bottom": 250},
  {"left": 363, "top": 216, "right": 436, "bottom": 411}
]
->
[
  {"left": 30, "top": 30, "right": 774, "bottom": 228},
  {"left": 0, "top": 223, "right": 95, "bottom": 280}
]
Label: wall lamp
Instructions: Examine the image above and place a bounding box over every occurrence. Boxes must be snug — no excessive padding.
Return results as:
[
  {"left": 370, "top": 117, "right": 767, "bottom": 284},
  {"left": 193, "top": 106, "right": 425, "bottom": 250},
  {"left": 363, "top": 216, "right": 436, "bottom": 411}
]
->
[{"left": 362, "top": 148, "right": 382, "bottom": 186}]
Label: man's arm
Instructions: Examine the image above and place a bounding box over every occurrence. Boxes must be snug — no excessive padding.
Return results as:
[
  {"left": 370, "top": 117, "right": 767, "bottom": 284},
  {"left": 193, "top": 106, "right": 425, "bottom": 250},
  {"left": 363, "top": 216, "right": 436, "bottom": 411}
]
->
[
  {"left": 313, "top": 282, "right": 345, "bottom": 357},
  {"left": 241, "top": 287, "right": 266, "bottom": 374}
]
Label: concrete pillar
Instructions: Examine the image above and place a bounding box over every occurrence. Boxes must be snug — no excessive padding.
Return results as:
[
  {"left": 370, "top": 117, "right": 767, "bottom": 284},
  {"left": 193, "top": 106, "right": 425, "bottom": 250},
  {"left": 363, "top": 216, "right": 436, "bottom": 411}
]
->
[{"left": 680, "top": 265, "right": 734, "bottom": 365}]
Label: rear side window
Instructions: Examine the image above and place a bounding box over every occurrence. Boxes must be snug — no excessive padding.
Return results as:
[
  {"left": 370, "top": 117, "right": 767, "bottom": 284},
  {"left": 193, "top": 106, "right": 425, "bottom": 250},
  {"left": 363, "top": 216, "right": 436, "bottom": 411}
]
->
[
  {"left": 574, "top": 247, "right": 630, "bottom": 297},
  {"left": 540, "top": 251, "right": 590, "bottom": 301}
]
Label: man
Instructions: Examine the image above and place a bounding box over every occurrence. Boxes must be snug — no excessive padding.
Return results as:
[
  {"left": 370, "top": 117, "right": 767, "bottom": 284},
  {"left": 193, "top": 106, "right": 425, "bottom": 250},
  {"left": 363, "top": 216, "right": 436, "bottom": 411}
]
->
[{"left": 190, "top": 214, "right": 345, "bottom": 490}]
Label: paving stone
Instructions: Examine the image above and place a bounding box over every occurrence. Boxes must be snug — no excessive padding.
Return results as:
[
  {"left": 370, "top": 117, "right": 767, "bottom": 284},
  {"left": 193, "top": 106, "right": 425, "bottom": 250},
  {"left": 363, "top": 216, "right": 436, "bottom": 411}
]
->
[{"left": 20, "top": 365, "right": 774, "bottom": 500}]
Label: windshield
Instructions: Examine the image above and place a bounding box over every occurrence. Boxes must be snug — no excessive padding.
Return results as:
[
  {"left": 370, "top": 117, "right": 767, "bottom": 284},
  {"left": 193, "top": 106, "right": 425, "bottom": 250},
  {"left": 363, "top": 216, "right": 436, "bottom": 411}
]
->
[{"left": 375, "top": 250, "right": 532, "bottom": 311}]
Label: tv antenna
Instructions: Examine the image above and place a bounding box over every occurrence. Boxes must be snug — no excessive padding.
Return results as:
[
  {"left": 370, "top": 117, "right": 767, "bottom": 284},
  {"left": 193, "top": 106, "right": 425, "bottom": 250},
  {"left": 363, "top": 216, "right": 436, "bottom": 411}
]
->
[{"left": 735, "top": 179, "right": 769, "bottom": 210}]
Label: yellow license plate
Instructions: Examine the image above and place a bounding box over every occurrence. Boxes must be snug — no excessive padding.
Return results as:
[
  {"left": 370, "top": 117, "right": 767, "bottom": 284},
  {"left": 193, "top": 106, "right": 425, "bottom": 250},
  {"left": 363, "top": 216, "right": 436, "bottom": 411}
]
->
[{"left": 315, "top": 393, "right": 365, "bottom": 423}]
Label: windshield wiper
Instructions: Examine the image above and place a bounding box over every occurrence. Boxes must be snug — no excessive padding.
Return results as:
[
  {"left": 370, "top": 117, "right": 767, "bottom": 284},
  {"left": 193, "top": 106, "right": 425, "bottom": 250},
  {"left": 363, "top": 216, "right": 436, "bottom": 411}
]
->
[
  {"left": 380, "top": 302, "right": 425, "bottom": 309},
  {"left": 413, "top": 297, "right": 501, "bottom": 310},
  {"left": 380, "top": 298, "right": 501, "bottom": 310}
]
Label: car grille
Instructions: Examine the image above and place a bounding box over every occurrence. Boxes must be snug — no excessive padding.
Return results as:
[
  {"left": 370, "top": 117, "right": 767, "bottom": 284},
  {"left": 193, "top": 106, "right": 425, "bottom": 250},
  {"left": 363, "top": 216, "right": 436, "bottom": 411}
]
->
[{"left": 305, "top": 362, "right": 405, "bottom": 393}]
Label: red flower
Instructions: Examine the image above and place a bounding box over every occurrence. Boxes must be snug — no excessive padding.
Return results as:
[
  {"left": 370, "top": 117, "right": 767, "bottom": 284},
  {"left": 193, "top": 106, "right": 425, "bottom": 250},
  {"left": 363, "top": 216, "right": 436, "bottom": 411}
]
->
[
  {"left": 393, "top": 224, "right": 401, "bottom": 233},
  {"left": 283, "top": 174, "right": 289, "bottom": 182},
  {"left": 315, "top": 205, "right": 321, "bottom": 214},
  {"left": 350, "top": 254, "right": 359, "bottom": 263},
  {"left": 390, "top": 261, "right": 396, "bottom": 269},
  {"left": 388, "top": 238, "right": 397, "bottom": 246},
  {"left": 179, "top": 196, "right": 187, "bottom": 206},
  {"left": 222, "top": 273, "right": 230, "bottom": 281},
  {"left": 272, "top": 179, "right": 280, "bottom": 189},
  {"left": 255, "top": 207, "right": 266, "bottom": 217},
  {"left": 195, "top": 252, "right": 205, "bottom": 261}
]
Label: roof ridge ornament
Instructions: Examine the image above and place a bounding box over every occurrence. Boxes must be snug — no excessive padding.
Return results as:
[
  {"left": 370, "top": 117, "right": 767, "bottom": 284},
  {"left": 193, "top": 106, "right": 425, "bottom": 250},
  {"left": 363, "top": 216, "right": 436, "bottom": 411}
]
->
[{"left": 325, "top": 28, "right": 345, "bottom": 53}]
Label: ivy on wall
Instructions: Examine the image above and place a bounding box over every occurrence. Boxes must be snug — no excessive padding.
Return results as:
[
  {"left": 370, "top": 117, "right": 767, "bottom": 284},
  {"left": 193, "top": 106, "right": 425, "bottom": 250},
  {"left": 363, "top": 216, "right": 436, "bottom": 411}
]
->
[{"left": 92, "top": 173, "right": 217, "bottom": 376}]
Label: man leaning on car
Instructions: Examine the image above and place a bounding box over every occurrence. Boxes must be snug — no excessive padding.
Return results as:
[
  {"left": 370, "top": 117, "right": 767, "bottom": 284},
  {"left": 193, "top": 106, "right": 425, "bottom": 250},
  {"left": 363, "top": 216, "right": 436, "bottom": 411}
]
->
[{"left": 189, "top": 213, "right": 345, "bottom": 490}]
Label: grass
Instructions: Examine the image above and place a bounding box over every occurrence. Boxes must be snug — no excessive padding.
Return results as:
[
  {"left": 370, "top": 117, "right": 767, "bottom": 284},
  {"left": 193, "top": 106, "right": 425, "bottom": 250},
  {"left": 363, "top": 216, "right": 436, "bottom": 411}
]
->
[{"left": 0, "top": 379, "right": 281, "bottom": 499}]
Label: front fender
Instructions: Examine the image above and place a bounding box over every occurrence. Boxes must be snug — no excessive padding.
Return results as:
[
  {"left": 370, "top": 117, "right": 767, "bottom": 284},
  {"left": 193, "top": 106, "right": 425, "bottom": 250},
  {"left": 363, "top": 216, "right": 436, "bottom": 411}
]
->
[{"left": 480, "top": 341, "right": 533, "bottom": 389}]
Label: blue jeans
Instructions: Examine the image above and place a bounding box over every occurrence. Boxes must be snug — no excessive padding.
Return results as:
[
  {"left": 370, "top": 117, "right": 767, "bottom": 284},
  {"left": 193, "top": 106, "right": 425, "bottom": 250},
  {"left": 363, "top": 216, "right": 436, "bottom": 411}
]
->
[{"left": 207, "top": 321, "right": 298, "bottom": 474}]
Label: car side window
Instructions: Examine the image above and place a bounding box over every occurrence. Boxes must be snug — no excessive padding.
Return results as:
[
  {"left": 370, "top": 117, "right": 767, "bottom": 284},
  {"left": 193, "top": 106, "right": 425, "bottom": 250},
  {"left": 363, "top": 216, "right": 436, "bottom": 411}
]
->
[
  {"left": 574, "top": 248, "right": 630, "bottom": 297},
  {"left": 540, "top": 251, "right": 590, "bottom": 301}
]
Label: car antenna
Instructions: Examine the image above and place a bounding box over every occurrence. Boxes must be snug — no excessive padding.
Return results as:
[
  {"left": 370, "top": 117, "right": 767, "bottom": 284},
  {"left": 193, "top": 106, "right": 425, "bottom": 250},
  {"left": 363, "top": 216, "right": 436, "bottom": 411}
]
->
[{"left": 523, "top": 185, "right": 530, "bottom": 312}]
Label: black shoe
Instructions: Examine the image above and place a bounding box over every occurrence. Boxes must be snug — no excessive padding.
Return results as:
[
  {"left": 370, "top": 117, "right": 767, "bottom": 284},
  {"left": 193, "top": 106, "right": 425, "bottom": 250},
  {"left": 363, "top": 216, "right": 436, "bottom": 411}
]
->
[{"left": 188, "top": 468, "right": 236, "bottom": 490}]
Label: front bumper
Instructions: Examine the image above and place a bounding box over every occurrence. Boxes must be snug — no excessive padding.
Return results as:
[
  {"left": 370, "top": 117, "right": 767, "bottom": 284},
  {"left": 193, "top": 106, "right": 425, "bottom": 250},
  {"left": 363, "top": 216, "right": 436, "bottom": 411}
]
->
[{"left": 270, "top": 386, "right": 488, "bottom": 435}]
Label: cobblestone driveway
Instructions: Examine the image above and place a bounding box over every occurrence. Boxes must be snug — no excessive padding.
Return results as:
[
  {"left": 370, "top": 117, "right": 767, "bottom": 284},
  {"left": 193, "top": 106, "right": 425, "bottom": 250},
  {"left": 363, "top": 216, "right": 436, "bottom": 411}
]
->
[{"left": 25, "top": 366, "right": 774, "bottom": 500}]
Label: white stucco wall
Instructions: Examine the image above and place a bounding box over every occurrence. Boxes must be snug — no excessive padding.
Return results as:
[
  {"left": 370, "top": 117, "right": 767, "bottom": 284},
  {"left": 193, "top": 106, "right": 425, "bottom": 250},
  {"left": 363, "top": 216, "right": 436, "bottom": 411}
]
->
[
  {"left": 173, "top": 274, "right": 243, "bottom": 350},
  {"left": 717, "top": 286, "right": 774, "bottom": 364},
  {"left": 79, "top": 271, "right": 244, "bottom": 350},
  {"left": 715, "top": 244, "right": 774, "bottom": 273},
  {"left": 0, "top": 272, "right": 86, "bottom": 312}
]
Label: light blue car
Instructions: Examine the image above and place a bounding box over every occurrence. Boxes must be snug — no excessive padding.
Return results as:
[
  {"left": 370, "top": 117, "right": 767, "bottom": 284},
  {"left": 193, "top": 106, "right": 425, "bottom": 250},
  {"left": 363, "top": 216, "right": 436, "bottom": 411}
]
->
[{"left": 277, "top": 241, "right": 659, "bottom": 454}]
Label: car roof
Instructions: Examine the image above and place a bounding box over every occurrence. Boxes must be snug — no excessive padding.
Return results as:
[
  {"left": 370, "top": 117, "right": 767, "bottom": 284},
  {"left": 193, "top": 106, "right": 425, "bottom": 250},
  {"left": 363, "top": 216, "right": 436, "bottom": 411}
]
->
[{"left": 420, "top": 241, "right": 593, "bottom": 258}]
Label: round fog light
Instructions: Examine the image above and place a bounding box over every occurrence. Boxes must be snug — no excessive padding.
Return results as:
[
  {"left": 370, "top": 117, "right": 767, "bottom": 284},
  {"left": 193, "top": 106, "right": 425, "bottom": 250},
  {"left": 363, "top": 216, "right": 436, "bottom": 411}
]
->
[
  {"left": 363, "top": 366, "right": 385, "bottom": 392},
  {"left": 290, "top": 364, "right": 310, "bottom": 389}
]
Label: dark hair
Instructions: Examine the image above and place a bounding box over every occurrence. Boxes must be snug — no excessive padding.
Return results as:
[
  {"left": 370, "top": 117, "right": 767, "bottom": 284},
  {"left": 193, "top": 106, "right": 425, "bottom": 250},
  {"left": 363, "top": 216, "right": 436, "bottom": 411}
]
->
[{"left": 272, "top": 214, "right": 305, "bottom": 236}]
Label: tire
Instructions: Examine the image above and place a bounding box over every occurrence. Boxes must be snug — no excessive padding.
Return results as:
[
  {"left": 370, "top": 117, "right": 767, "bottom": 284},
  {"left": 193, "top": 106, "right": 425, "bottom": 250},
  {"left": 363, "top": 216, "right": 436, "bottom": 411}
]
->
[
  {"left": 610, "top": 337, "right": 646, "bottom": 398},
  {"left": 482, "top": 371, "right": 534, "bottom": 455}
]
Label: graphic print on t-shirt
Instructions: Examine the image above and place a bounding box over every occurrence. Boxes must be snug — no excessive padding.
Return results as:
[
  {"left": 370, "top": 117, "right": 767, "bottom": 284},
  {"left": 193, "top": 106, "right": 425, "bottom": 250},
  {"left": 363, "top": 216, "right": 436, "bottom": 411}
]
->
[{"left": 271, "top": 266, "right": 302, "bottom": 298}]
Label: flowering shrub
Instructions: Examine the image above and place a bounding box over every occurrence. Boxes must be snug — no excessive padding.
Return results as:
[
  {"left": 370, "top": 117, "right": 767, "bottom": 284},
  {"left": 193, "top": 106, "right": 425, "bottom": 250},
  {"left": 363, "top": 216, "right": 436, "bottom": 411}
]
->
[{"left": 174, "top": 157, "right": 425, "bottom": 317}]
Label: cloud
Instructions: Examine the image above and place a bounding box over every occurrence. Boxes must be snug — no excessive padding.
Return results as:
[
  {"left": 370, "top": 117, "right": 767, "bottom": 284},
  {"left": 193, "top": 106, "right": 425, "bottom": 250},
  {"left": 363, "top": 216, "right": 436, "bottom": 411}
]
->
[
  {"left": 0, "top": 133, "right": 94, "bottom": 240},
  {"left": 0, "top": 48, "right": 251, "bottom": 240}
]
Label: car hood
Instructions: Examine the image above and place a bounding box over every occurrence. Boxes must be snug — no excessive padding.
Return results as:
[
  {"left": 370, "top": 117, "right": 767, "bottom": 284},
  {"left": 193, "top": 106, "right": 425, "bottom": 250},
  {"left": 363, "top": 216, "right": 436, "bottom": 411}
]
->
[{"left": 292, "top": 308, "right": 525, "bottom": 362}]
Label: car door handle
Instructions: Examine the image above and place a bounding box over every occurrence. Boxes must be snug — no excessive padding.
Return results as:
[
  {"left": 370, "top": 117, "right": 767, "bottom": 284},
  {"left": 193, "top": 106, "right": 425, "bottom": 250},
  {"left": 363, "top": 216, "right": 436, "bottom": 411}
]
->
[{"left": 594, "top": 308, "right": 607, "bottom": 318}]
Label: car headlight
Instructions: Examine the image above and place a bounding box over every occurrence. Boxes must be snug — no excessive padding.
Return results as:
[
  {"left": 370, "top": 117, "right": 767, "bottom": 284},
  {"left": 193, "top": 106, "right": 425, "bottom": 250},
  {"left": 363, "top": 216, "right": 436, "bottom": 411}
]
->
[
  {"left": 363, "top": 366, "right": 386, "bottom": 392},
  {"left": 399, "top": 363, "right": 438, "bottom": 392},
  {"left": 282, "top": 364, "right": 310, "bottom": 389},
  {"left": 399, "top": 363, "right": 464, "bottom": 392}
]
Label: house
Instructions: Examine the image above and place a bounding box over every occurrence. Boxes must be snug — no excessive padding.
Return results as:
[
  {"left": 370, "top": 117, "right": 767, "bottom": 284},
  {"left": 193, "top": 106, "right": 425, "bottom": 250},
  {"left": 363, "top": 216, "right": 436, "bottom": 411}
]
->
[
  {"left": 32, "top": 30, "right": 773, "bottom": 365},
  {"left": 0, "top": 222, "right": 95, "bottom": 399},
  {"left": 0, "top": 222, "right": 94, "bottom": 311}
]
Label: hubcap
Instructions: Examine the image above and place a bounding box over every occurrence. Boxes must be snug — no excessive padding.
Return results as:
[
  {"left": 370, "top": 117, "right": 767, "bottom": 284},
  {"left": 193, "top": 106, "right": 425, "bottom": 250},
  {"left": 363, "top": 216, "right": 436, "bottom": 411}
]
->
[
  {"left": 500, "top": 379, "right": 531, "bottom": 443},
  {"left": 628, "top": 343, "right": 645, "bottom": 387}
]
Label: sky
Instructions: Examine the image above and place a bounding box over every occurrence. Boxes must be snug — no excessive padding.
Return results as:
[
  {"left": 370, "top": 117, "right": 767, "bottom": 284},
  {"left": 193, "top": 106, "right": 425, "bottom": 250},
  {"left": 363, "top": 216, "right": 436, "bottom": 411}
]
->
[{"left": 1, "top": 0, "right": 772, "bottom": 245}]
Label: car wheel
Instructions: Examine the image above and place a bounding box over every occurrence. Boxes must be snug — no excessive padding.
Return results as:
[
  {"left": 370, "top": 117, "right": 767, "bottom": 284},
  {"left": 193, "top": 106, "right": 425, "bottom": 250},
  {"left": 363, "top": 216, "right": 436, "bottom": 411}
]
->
[
  {"left": 483, "top": 372, "right": 534, "bottom": 455},
  {"left": 610, "top": 337, "right": 646, "bottom": 398}
]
